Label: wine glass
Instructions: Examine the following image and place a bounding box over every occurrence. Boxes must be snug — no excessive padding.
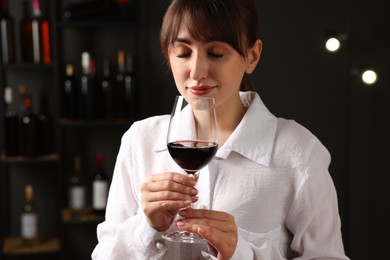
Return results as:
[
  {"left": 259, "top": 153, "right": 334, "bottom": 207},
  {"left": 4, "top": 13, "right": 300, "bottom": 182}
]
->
[{"left": 163, "top": 95, "right": 219, "bottom": 244}]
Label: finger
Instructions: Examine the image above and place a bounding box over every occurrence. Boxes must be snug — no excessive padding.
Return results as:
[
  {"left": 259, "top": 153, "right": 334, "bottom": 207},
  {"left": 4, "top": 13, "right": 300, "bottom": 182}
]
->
[
  {"left": 179, "top": 208, "right": 232, "bottom": 222},
  {"left": 176, "top": 221, "right": 237, "bottom": 254},
  {"left": 144, "top": 200, "right": 192, "bottom": 213},
  {"left": 143, "top": 190, "right": 199, "bottom": 204},
  {"left": 176, "top": 217, "right": 230, "bottom": 233},
  {"left": 141, "top": 182, "right": 198, "bottom": 203},
  {"left": 198, "top": 226, "right": 237, "bottom": 260},
  {"left": 148, "top": 172, "right": 198, "bottom": 186}
]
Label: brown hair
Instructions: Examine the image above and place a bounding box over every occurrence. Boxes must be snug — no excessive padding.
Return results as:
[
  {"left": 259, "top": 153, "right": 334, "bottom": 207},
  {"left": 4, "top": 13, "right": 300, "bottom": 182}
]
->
[{"left": 160, "top": 0, "right": 260, "bottom": 91}]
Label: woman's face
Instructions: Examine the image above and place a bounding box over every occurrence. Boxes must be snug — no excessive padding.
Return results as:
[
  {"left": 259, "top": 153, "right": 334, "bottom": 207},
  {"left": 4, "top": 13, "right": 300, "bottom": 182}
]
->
[{"left": 168, "top": 23, "right": 253, "bottom": 111}]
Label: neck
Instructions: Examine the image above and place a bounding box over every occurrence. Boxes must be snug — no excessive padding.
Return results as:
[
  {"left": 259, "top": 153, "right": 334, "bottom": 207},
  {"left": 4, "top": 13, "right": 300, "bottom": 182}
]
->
[{"left": 216, "top": 94, "right": 247, "bottom": 146}]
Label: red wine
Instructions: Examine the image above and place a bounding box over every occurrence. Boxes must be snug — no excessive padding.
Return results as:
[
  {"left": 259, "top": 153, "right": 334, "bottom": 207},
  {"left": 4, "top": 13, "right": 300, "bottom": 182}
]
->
[{"left": 167, "top": 140, "right": 218, "bottom": 174}]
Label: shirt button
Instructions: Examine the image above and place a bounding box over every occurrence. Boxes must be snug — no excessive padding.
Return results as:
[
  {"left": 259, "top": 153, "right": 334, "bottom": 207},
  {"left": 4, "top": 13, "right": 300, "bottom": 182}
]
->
[{"left": 155, "top": 240, "right": 165, "bottom": 250}]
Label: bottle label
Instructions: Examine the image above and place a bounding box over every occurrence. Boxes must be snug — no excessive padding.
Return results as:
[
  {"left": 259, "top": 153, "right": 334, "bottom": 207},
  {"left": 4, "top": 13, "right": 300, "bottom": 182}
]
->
[
  {"left": 93, "top": 181, "right": 108, "bottom": 210},
  {"left": 21, "top": 213, "right": 38, "bottom": 238},
  {"left": 69, "top": 186, "right": 86, "bottom": 209}
]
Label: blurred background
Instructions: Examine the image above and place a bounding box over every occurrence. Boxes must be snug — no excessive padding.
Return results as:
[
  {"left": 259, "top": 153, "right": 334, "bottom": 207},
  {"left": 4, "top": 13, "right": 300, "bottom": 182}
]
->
[{"left": 0, "top": 0, "right": 388, "bottom": 259}]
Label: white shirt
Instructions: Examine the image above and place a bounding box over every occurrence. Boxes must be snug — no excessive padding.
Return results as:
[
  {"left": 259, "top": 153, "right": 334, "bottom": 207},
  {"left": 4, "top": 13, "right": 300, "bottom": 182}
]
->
[{"left": 92, "top": 91, "right": 349, "bottom": 260}]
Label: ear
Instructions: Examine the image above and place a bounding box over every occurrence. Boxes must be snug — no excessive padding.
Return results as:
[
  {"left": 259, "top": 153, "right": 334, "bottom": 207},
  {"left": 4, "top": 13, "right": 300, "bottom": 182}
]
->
[{"left": 245, "top": 39, "right": 262, "bottom": 74}]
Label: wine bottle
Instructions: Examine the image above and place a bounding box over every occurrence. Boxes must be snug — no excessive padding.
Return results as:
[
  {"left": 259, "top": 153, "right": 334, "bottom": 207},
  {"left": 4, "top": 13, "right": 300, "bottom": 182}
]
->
[
  {"left": 18, "top": 93, "right": 38, "bottom": 157},
  {"left": 20, "top": 0, "right": 51, "bottom": 64},
  {"left": 20, "top": 0, "right": 33, "bottom": 62},
  {"left": 21, "top": 184, "right": 39, "bottom": 247},
  {"left": 124, "top": 53, "right": 135, "bottom": 118},
  {"left": 0, "top": 0, "right": 15, "bottom": 64},
  {"left": 113, "top": 50, "right": 126, "bottom": 119},
  {"left": 92, "top": 153, "right": 109, "bottom": 215},
  {"left": 79, "top": 52, "right": 97, "bottom": 120},
  {"left": 34, "top": 0, "right": 51, "bottom": 64},
  {"left": 28, "top": 0, "right": 41, "bottom": 63},
  {"left": 100, "top": 59, "right": 114, "bottom": 119},
  {"left": 3, "top": 86, "right": 19, "bottom": 156},
  {"left": 68, "top": 155, "right": 86, "bottom": 218},
  {"left": 36, "top": 95, "right": 51, "bottom": 155},
  {"left": 62, "top": 63, "right": 78, "bottom": 119}
]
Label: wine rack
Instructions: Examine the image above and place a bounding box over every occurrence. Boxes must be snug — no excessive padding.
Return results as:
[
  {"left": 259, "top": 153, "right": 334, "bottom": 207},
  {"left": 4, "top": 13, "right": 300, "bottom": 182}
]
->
[{"left": 0, "top": 0, "right": 147, "bottom": 259}]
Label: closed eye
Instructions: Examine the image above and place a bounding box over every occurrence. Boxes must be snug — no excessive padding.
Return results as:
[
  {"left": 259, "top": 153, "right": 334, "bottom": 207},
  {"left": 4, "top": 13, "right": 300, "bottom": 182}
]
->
[
  {"left": 176, "top": 53, "right": 191, "bottom": 58},
  {"left": 175, "top": 53, "right": 223, "bottom": 58},
  {"left": 209, "top": 53, "right": 223, "bottom": 58}
]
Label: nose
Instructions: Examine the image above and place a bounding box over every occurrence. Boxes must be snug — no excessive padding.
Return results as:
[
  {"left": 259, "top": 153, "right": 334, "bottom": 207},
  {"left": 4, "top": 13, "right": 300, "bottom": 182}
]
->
[{"left": 189, "top": 52, "right": 208, "bottom": 81}]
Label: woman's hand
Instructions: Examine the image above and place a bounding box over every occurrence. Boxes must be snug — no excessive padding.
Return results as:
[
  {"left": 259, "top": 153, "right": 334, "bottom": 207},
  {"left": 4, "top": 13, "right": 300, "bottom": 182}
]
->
[
  {"left": 176, "top": 208, "right": 238, "bottom": 260},
  {"left": 140, "top": 172, "right": 199, "bottom": 231}
]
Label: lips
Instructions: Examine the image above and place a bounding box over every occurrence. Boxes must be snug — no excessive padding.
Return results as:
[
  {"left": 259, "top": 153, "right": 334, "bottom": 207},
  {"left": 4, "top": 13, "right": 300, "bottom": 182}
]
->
[{"left": 188, "top": 86, "right": 215, "bottom": 96}]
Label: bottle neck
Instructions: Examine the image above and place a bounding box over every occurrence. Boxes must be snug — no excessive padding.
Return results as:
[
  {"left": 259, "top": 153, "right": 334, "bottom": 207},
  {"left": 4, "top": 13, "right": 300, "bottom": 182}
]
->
[
  {"left": 22, "top": 1, "right": 30, "bottom": 18},
  {"left": 25, "top": 185, "right": 34, "bottom": 203},
  {"left": 117, "top": 50, "right": 125, "bottom": 74},
  {"left": 125, "top": 54, "right": 133, "bottom": 74},
  {"left": 66, "top": 64, "right": 74, "bottom": 77},
  {"left": 23, "top": 96, "right": 33, "bottom": 112},
  {"left": 81, "top": 52, "right": 91, "bottom": 75},
  {"left": 74, "top": 155, "right": 81, "bottom": 173},
  {"left": 103, "top": 60, "right": 111, "bottom": 78},
  {"left": 4, "top": 87, "right": 13, "bottom": 107},
  {"left": 32, "top": 0, "right": 42, "bottom": 17},
  {"left": 96, "top": 153, "right": 105, "bottom": 170},
  {"left": 1, "top": 0, "right": 9, "bottom": 14}
]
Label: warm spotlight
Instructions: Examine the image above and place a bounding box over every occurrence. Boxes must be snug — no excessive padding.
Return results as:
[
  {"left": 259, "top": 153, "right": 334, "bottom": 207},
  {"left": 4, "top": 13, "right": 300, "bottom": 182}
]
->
[
  {"left": 361, "top": 70, "right": 377, "bottom": 85},
  {"left": 325, "top": 37, "right": 341, "bottom": 52},
  {"left": 324, "top": 31, "right": 348, "bottom": 53},
  {"left": 352, "top": 68, "right": 378, "bottom": 86}
]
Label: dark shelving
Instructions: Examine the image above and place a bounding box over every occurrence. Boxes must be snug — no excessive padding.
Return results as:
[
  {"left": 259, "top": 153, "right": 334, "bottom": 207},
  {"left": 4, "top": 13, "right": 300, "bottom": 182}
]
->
[{"left": 1, "top": 0, "right": 144, "bottom": 259}]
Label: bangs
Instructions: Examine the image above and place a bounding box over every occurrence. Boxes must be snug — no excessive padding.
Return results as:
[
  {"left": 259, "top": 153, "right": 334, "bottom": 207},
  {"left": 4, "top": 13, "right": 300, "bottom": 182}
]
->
[{"left": 161, "top": 0, "right": 247, "bottom": 57}]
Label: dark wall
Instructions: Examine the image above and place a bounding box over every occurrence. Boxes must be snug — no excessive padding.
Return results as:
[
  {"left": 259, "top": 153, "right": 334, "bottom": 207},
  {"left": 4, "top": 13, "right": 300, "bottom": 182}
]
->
[
  {"left": 142, "top": 0, "right": 389, "bottom": 259},
  {"left": 2, "top": 0, "right": 388, "bottom": 259}
]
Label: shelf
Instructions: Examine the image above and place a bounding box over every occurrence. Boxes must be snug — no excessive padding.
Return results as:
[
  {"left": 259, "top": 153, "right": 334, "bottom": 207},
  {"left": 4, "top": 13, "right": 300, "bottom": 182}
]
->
[
  {"left": 0, "top": 0, "right": 145, "bottom": 258},
  {"left": 59, "top": 118, "right": 132, "bottom": 128},
  {"left": 62, "top": 207, "right": 105, "bottom": 223},
  {"left": 0, "top": 153, "right": 59, "bottom": 164},
  {"left": 59, "top": 20, "right": 136, "bottom": 28},
  {"left": 0, "top": 63, "right": 54, "bottom": 70},
  {"left": 2, "top": 236, "right": 60, "bottom": 255}
]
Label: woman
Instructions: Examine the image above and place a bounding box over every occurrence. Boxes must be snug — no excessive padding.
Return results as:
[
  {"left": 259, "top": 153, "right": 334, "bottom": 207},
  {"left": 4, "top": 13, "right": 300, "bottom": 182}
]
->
[{"left": 92, "top": 0, "right": 349, "bottom": 259}]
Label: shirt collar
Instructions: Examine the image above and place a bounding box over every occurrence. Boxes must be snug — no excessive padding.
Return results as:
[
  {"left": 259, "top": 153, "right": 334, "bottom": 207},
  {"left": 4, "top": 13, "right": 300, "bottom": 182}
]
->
[
  {"left": 215, "top": 92, "right": 277, "bottom": 167},
  {"left": 154, "top": 92, "right": 277, "bottom": 167}
]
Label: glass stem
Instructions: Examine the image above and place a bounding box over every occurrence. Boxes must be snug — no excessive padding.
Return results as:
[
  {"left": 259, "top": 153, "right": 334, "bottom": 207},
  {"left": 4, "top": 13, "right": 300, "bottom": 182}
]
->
[{"left": 187, "top": 172, "right": 196, "bottom": 209}]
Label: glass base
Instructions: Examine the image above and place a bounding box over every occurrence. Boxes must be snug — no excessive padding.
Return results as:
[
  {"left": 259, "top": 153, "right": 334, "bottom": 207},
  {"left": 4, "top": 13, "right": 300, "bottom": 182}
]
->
[{"left": 162, "top": 231, "right": 206, "bottom": 244}]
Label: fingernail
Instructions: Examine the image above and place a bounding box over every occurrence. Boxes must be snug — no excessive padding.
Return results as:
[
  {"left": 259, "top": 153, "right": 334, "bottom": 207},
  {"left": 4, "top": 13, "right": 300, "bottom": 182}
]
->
[
  {"left": 189, "top": 179, "right": 197, "bottom": 186},
  {"left": 198, "top": 227, "right": 206, "bottom": 235},
  {"left": 177, "top": 221, "right": 185, "bottom": 227},
  {"left": 192, "top": 196, "right": 199, "bottom": 202},
  {"left": 179, "top": 210, "right": 187, "bottom": 216},
  {"left": 191, "top": 188, "right": 198, "bottom": 195}
]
